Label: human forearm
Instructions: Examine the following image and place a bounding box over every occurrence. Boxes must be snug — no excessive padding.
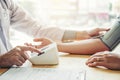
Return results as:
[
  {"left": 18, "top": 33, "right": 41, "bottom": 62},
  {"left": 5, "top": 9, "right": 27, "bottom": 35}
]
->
[{"left": 57, "top": 39, "right": 109, "bottom": 54}]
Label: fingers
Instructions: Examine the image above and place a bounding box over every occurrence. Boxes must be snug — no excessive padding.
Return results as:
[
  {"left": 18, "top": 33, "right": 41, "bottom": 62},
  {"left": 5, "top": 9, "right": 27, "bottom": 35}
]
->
[
  {"left": 16, "top": 46, "right": 40, "bottom": 53},
  {"left": 12, "top": 46, "right": 41, "bottom": 66},
  {"left": 33, "top": 38, "right": 45, "bottom": 42},
  {"left": 18, "top": 56, "right": 26, "bottom": 63},
  {"left": 86, "top": 52, "right": 120, "bottom": 70},
  {"left": 33, "top": 38, "right": 53, "bottom": 43},
  {"left": 87, "top": 52, "right": 103, "bottom": 62},
  {"left": 34, "top": 45, "right": 43, "bottom": 49},
  {"left": 12, "top": 54, "right": 27, "bottom": 66},
  {"left": 86, "top": 52, "right": 106, "bottom": 67},
  {"left": 16, "top": 46, "right": 42, "bottom": 59},
  {"left": 98, "top": 28, "right": 110, "bottom": 31},
  {"left": 24, "top": 43, "right": 32, "bottom": 46},
  {"left": 20, "top": 52, "right": 29, "bottom": 60},
  {"left": 14, "top": 59, "right": 23, "bottom": 66},
  {"left": 88, "top": 51, "right": 109, "bottom": 61},
  {"left": 24, "top": 46, "right": 40, "bottom": 53},
  {"left": 8, "top": 53, "right": 25, "bottom": 67},
  {"left": 87, "top": 62, "right": 106, "bottom": 67},
  {"left": 86, "top": 57, "right": 104, "bottom": 65},
  {"left": 0, "top": 45, "right": 41, "bottom": 67},
  {"left": 25, "top": 38, "right": 52, "bottom": 49},
  {"left": 24, "top": 43, "right": 39, "bottom": 50}
]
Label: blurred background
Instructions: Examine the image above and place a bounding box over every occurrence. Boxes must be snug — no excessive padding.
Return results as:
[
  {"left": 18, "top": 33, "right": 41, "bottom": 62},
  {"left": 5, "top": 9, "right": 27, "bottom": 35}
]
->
[
  {"left": 11, "top": 0, "right": 120, "bottom": 47},
  {"left": 17, "top": 0, "right": 120, "bottom": 29}
]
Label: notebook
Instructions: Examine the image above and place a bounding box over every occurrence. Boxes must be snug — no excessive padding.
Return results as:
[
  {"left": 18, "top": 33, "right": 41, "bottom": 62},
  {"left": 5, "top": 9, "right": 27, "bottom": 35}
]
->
[{"left": 0, "top": 68, "right": 86, "bottom": 80}]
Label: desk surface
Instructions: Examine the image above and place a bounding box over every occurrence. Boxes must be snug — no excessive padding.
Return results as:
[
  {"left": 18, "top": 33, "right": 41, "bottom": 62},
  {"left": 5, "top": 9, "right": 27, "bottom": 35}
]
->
[{"left": 0, "top": 54, "right": 120, "bottom": 80}]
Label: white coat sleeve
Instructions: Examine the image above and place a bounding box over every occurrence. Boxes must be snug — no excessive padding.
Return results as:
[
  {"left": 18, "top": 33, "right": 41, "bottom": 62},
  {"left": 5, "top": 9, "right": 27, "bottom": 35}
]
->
[{"left": 9, "top": 0, "right": 65, "bottom": 41}]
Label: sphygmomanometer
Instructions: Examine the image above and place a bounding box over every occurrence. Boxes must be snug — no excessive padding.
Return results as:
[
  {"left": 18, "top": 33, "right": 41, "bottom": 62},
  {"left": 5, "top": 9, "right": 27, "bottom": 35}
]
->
[{"left": 100, "top": 18, "right": 120, "bottom": 51}]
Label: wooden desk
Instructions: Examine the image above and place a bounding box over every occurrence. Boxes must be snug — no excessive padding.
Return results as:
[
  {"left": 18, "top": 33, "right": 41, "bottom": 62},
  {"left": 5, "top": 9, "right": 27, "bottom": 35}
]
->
[{"left": 0, "top": 54, "right": 120, "bottom": 80}]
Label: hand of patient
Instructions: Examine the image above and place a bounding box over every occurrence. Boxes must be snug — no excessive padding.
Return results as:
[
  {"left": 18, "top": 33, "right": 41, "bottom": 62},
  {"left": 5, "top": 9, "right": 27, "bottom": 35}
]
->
[{"left": 25, "top": 38, "right": 53, "bottom": 49}]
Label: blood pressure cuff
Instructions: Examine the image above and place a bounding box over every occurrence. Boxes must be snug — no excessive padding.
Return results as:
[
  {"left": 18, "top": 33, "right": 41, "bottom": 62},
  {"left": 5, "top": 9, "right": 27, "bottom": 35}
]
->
[{"left": 100, "top": 19, "right": 120, "bottom": 51}]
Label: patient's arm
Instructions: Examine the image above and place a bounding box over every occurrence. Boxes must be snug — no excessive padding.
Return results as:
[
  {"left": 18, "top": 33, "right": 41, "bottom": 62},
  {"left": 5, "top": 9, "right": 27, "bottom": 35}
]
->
[
  {"left": 27, "top": 38, "right": 109, "bottom": 55},
  {"left": 57, "top": 39, "right": 109, "bottom": 55}
]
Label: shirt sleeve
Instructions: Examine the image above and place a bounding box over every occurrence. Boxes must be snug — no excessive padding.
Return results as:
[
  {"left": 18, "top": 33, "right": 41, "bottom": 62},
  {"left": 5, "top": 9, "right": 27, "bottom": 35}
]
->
[{"left": 9, "top": 0, "right": 65, "bottom": 41}]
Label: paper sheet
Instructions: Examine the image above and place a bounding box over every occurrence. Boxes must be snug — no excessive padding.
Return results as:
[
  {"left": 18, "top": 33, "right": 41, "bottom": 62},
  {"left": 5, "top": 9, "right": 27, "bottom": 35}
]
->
[{"left": 0, "top": 68, "right": 86, "bottom": 80}]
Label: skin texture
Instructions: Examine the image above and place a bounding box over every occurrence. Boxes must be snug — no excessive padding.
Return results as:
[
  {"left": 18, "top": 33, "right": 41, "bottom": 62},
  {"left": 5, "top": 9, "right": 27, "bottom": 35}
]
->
[
  {"left": 87, "top": 28, "right": 109, "bottom": 37},
  {"left": 25, "top": 28, "right": 109, "bottom": 54},
  {"left": 86, "top": 51, "right": 120, "bottom": 70},
  {"left": 0, "top": 46, "right": 40, "bottom": 67},
  {"left": 57, "top": 39, "right": 109, "bottom": 54},
  {"left": 58, "top": 28, "right": 109, "bottom": 54},
  {"left": 26, "top": 38, "right": 109, "bottom": 55},
  {"left": 25, "top": 38, "right": 53, "bottom": 49},
  {"left": 75, "top": 28, "right": 109, "bottom": 40}
]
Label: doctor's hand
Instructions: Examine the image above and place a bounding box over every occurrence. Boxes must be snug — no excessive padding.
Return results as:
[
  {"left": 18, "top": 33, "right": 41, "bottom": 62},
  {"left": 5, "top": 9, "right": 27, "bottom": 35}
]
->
[
  {"left": 76, "top": 28, "right": 109, "bottom": 40},
  {"left": 87, "top": 28, "right": 109, "bottom": 37},
  {"left": 0, "top": 46, "right": 40, "bottom": 67},
  {"left": 87, "top": 28, "right": 110, "bottom": 37},
  {"left": 86, "top": 51, "right": 120, "bottom": 70},
  {"left": 25, "top": 38, "right": 53, "bottom": 49}
]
